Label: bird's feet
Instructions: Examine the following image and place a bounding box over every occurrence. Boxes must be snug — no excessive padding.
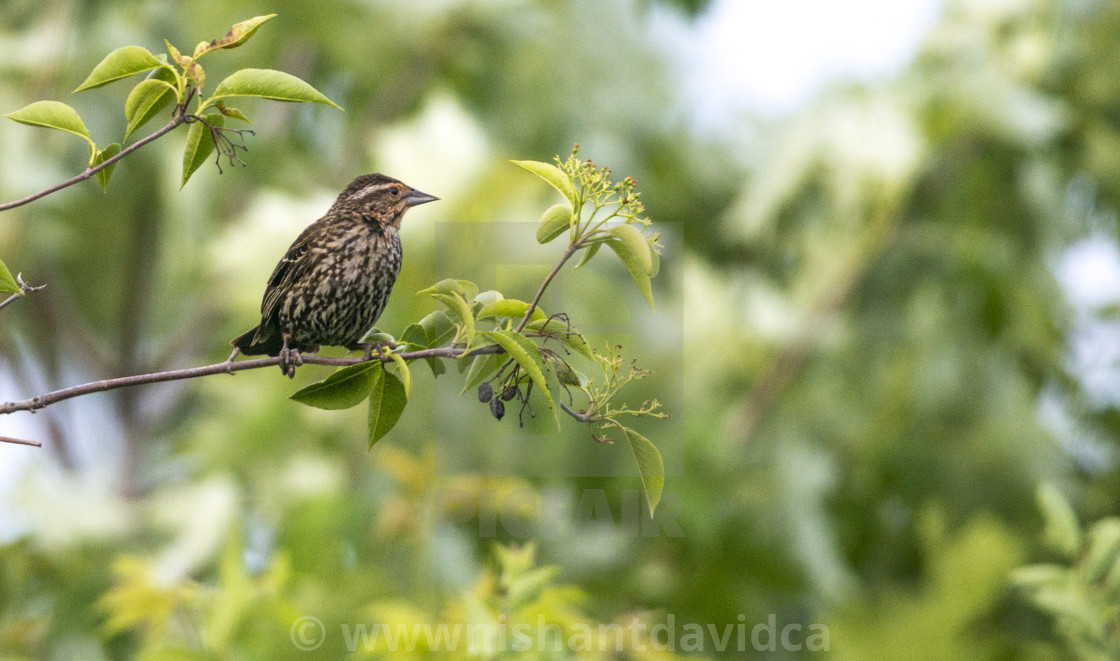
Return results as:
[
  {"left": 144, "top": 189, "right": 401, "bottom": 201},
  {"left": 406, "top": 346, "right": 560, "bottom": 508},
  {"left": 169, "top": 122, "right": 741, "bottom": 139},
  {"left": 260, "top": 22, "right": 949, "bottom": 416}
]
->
[
  {"left": 223, "top": 347, "right": 240, "bottom": 375},
  {"left": 279, "top": 338, "right": 303, "bottom": 379}
]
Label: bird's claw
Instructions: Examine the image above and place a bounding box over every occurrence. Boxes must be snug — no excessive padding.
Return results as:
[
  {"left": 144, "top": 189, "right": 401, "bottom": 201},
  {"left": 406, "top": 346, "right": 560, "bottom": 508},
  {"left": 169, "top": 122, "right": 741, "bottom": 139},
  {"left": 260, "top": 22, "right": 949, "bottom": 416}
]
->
[{"left": 279, "top": 345, "right": 302, "bottom": 378}]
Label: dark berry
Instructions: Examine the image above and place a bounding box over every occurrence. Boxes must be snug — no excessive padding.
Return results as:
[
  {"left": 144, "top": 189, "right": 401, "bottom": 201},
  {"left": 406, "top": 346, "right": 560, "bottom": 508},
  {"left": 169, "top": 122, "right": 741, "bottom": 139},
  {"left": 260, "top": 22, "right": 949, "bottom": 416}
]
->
[
  {"left": 478, "top": 382, "right": 493, "bottom": 403},
  {"left": 490, "top": 398, "right": 505, "bottom": 420},
  {"left": 501, "top": 385, "right": 518, "bottom": 401}
]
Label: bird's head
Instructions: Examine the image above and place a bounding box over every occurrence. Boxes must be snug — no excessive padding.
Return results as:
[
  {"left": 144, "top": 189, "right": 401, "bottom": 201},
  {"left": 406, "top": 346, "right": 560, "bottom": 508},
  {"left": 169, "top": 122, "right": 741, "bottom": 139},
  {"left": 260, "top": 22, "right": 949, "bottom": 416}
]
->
[{"left": 332, "top": 173, "right": 438, "bottom": 228}]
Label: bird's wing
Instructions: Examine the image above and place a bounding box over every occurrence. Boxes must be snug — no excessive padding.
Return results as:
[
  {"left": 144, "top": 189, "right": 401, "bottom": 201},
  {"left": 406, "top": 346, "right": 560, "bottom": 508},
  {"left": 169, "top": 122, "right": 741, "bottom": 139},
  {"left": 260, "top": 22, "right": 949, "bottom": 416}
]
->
[{"left": 259, "top": 222, "right": 321, "bottom": 322}]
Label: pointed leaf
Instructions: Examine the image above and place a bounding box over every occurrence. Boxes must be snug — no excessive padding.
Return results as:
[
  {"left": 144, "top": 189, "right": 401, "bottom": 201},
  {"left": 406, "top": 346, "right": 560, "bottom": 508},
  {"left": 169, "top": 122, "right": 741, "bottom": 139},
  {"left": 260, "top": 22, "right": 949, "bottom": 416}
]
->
[
  {"left": 511, "top": 160, "right": 577, "bottom": 205},
  {"left": 1038, "top": 483, "right": 1081, "bottom": 558},
  {"left": 461, "top": 352, "right": 504, "bottom": 395},
  {"left": 6, "top": 101, "right": 96, "bottom": 162},
  {"left": 0, "top": 258, "right": 21, "bottom": 295},
  {"left": 209, "top": 69, "right": 341, "bottom": 108},
  {"left": 74, "top": 46, "right": 163, "bottom": 92},
  {"left": 195, "top": 15, "right": 277, "bottom": 57},
  {"left": 93, "top": 143, "right": 121, "bottom": 191},
  {"left": 648, "top": 243, "right": 661, "bottom": 277},
  {"left": 524, "top": 318, "right": 593, "bottom": 360},
  {"left": 605, "top": 237, "right": 654, "bottom": 309},
  {"left": 433, "top": 292, "right": 475, "bottom": 346},
  {"left": 180, "top": 113, "right": 223, "bottom": 188},
  {"left": 124, "top": 71, "right": 178, "bottom": 139},
  {"left": 368, "top": 368, "right": 407, "bottom": 447},
  {"left": 537, "top": 203, "right": 573, "bottom": 244},
  {"left": 215, "top": 101, "right": 252, "bottom": 124},
  {"left": 387, "top": 352, "right": 412, "bottom": 398},
  {"left": 419, "top": 279, "right": 478, "bottom": 300},
  {"left": 485, "top": 330, "right": 556, "bottom": 426},
  {"left": 607, "top": 223, "right": 653, "bottom": 274},
  {"left": 477, "top": 299, "right": 545, "bottom": 322},
  {"left": 574, "top": 241, "right": 601, "bottom": 269},
  {"left": 620, "top": 427, "right": 664, "bottom": 516},
  {"left": 290, "top": 361, "right": 380, "bottom": 410}
]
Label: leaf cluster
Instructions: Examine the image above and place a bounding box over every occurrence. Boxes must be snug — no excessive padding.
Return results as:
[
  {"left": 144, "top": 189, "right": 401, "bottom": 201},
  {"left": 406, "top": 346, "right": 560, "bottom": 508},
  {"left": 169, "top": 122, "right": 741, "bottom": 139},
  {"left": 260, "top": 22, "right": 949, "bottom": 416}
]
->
[{"left": 4, "top": 14, "right": 340, "bottom": 190}]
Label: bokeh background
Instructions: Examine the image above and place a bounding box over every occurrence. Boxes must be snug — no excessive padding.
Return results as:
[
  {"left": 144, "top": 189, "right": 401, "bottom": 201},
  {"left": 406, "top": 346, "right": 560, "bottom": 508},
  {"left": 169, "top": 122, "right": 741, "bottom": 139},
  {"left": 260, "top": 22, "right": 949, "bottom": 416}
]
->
[{"left": 2, "top": 0, "right": 1120, "bottom": 658}]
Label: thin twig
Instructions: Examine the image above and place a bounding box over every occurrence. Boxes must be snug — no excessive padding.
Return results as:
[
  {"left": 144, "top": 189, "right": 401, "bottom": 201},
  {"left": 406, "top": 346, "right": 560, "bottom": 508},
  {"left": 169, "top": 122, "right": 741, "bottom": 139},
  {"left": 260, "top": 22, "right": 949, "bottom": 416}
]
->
[
  {"left": 0, "top": 113, "right": 188, "bottom": 213},
  {"left": 559, "top": 402, "right": 594, "bottom": 423},
  {"left": 0, "top": 273, "right": 45, "bottom": 312},
  {"left": 0, "top": 435, "right": 41, "bottom": 447},
  {"left": 515, "top": 244, "right": 578, "bottom": 333},
  {"left": 0, "top": 346, "right": 501, "bottom": 415},
  {"left": 0, "top": 292, "right": 21, "bottom": 312}
]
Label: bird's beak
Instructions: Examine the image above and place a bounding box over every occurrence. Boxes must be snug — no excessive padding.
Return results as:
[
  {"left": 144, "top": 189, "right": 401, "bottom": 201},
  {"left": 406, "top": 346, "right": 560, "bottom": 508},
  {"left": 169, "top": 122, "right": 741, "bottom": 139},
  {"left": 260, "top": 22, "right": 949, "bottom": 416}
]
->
[{"left": 404, "top": 189, "right": 439, "bottom": 207}]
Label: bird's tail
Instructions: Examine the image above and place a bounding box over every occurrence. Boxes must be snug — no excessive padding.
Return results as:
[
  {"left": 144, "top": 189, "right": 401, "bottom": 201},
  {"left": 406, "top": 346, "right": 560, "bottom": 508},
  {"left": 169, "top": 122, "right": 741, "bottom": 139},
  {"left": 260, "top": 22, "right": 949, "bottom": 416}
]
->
[{"left": 231, "top": 325, "right": 283, "bottom": 356}]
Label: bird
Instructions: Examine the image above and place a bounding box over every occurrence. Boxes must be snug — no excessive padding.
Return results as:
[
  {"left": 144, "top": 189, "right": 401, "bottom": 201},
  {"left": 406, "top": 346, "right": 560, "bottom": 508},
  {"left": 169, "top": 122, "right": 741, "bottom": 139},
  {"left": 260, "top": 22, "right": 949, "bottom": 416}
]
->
[{"left": 230, "top": 173, "right": 438, "bottom": 376}]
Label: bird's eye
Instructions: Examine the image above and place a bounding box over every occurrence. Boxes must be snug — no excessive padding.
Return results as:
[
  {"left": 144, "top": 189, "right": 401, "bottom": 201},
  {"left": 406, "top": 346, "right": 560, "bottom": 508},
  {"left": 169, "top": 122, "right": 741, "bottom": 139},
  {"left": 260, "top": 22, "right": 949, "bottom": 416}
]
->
[{"left": 389, "top": 186, "right": 401, "bottom": 197}]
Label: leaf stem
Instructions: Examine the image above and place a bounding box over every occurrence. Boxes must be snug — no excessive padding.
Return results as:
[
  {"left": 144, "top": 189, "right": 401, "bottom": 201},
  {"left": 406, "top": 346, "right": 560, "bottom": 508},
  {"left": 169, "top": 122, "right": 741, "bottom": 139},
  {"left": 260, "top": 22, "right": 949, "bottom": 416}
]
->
[{"left": 514, "top": 243, "right": 578, "bottom": 333}]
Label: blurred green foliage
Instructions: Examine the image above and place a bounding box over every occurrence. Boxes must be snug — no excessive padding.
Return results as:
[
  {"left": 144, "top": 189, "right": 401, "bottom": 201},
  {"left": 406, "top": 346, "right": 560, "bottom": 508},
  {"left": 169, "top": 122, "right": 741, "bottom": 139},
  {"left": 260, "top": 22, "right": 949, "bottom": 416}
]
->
[{"left": 3, "top": 0, "right": 1120, "bottom": 658}]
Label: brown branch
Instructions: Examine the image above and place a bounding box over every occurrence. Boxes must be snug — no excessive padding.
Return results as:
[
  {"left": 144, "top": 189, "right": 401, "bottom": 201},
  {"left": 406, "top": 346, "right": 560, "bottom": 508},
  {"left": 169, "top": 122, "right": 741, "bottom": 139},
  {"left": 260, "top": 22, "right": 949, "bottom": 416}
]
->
[
  {"left": 515, "top": 243, "right": 578, "bottom": 332},
  {"left": 0, "top": 292, "right": 22, "bottom": 312},
  {"left": 0, "top": 110, "right": 189, "bottom": 213},
  {"left": 559, "top": 402, "right": 594, "bottom": 423},
  {"left": 0, "top": 435, "right": 41, "bottom": 447},
  {"left": 0, "top": 346, "right": 501, "bottom": 416},
  {"left": 0, "top": 273, "right": 45, "bottom": 312}
]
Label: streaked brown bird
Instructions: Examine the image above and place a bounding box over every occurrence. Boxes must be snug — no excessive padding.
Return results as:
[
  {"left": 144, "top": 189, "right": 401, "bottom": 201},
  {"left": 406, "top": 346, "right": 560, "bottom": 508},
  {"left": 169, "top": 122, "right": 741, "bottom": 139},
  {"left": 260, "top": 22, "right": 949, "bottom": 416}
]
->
[{"left": 231, "top": 173, "right": 438, "bottom": 376}]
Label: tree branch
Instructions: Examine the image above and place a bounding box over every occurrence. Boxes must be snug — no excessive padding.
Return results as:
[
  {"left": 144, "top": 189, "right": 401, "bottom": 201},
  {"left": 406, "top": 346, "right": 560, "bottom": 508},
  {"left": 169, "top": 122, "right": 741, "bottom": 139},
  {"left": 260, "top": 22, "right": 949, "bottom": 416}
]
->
[
  {"left": 0, "top": 346, "right": 501, "bottom": 416},
  {"left": 0, "top": 273, "right": 45, "bottom": 312},
  {"left": 0, "top": 435, "right": 41, "bottom": 447},
  {"left": 0, "top": 112, "right": 188, "bottom": 213},
  {"left": 515, "top": 243, "right": 578, "bottom": 332}
]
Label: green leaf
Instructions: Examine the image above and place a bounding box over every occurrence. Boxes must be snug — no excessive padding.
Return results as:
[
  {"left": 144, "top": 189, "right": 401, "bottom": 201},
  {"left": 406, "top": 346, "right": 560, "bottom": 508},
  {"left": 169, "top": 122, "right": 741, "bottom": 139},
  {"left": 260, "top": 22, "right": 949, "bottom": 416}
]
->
[
  {"left": 1009, "top": 564, "right": 1071, "bottom": 591},
  {"left": 387, "top": 352, "right": 412, "bottom": 398},
  {"left": 524, "top": 318, "right": 593, "bottom": 360},
  {"left": 1083, "top": 519, "right": 1120, "bottom": 583},
  {"left": 461, "top": 352, "right": 504, "bottom": 395},
  {"left": 419, "top": 279, "right": 478, "bottom": 301},
  {"left": 290, "top": 361, "right": 380, "bottom": 410},
  {"left": 485, "top": 330, "right": 556, "bottom": 426},
  {"left": 605, "top": 237, "right": 654, "bottom": 309},
  {"left": 620, "top": 426, "right": 664, "bottom": 516},
  {"left": 537, "top": 203, "right": 573, "bottom": 244},
  {"left": 607, "top": 224, "right": 653, "bottom": 274},
  {"left": 419, "top": 310, "right": 457, "bottom": 347},
  {"left": 74, "top": 46, "right": 163, "bottom": 92},
  {"left": 215, "top": 101, "right": 252, "bottom": 124},
  {"left": 401, "top": 323, "right": 428, "bottom": 348},
  {"left": 368, "top": 368, "right": 407, "bottom": 447},
  {"left": 1038, "top": 483, "right": 1081, "bottom": 558},
  {"left": 574, "top": 241, "right": 601, "bottom": 270},
  {"left": 124, "top": 71, "right": 178, "bottom": 139},
  {"left": 434, "top": 292, "right": 475, "bottom": 346},
  {"left": 511, "top": 160, "right": 578, "bottom": 206},
  {"left": 0, "top": 258, "right": 21, "bottom": 295},
  {"left": 93, "top": 143, "right": 121, "bottom": 191},
  {"left": 180, "top": 113, "right": 223, "bottom": 188},
  {"left": 209, "top": 69, "right": 342, "bottom": 108},
  {"left": 477, "top": 299, "right": 546, "bottom": 322},
  {"left": 193, "top": 14, "right": 277, "bottom": 57},
  {"left": 6, "top": 100, "right": 96, "bottom": 163},
  {"left": 648, "top": 243, "right": 661, "bottom": 278}
]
